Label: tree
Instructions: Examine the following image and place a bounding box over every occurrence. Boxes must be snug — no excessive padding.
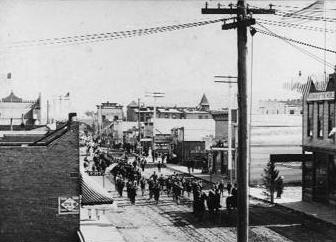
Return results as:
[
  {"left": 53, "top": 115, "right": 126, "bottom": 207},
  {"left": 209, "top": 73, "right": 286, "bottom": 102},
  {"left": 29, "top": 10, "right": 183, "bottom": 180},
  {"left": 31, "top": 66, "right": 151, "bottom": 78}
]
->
[{"left": 262, "top": 160, "right": 279, "bottom": 203}]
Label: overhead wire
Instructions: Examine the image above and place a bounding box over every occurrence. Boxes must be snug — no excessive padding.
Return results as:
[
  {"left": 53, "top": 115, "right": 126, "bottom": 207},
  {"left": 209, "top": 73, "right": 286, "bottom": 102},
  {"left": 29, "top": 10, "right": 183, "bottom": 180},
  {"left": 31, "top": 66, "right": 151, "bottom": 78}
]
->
[
  {"left": 254, "top": 23, "right": 335, "bottom": 70},
  {"left": 1, "top": 18, "right": 232, "bottom": 51},
  {"left": 271, "top": 4, "right": 336, "bottom": 11},
  {"left": 255, "top": 18, "right": 336, "bottom": 34},
  {"left": 254, "top": 23, "right": 336, "bottom": 55},
  {"left": 274, "top": 10, "right": 336, "bottom": 23}
]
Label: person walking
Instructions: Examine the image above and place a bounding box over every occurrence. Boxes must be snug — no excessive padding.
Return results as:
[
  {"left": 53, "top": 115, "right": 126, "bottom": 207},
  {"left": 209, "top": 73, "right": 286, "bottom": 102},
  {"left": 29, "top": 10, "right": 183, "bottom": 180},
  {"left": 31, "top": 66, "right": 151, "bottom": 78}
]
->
[
  {"left": 153, "top": 182, "right": 161, "bottom": 204},
  {"left": 158, "top": 174, "right": 165, "bottom": 193},
  {"left": 140, "top": 177, "right": 146, "bottom": 196},
  {"left": 150, "top": 171, "right": 158, "bottom": 182},
  {"left": 207, "top": 186, "right": 216, "bottom": 218},
  {"left": 157, "top": 161, "right": 162, "bottom": 173},
  {"left": 129, "top": 181, "right": 137, "bottom": 205},
  {"left": 140, "top": 159, "right": 146, "bottom": 172},
  {"left": 227, "top": 182, "right": 232, "bottom": 195},
  {"left": 148, "top": 178, "right": 154, "bottom": 200},
  {"left": 219, "top": 180, "right": 225, "bottom": 197}
]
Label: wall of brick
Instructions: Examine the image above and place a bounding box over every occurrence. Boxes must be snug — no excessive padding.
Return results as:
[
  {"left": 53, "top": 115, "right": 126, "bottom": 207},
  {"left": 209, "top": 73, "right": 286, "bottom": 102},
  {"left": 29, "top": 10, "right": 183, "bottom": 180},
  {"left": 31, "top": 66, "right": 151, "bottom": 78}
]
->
[{"left": 0, "top": 122, "right": 80, "bottom": 242}]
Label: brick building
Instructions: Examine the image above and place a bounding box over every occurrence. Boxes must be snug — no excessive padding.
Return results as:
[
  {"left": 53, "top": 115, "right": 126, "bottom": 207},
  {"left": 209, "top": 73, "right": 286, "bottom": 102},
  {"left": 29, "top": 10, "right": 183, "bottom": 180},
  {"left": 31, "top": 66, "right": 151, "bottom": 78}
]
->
[
  {"left": 302, "top": 69, "right": 336, "bottom": 206},
  {"left": 0, "top": 117, "right": 80, "bottom": 241}
]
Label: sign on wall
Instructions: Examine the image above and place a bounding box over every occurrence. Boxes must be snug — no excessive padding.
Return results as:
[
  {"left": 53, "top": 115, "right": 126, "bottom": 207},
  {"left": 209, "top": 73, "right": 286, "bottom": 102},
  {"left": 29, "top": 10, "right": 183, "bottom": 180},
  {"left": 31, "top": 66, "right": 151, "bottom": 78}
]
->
[
  {"left": 307, "top": 91, "right": 335, "bottom": 101},
  {"left": 86, "top": 171, "right": 105, "bottom": 176},
  {"left": 58, "top": 196, "right": 80, "bottom": 215}
]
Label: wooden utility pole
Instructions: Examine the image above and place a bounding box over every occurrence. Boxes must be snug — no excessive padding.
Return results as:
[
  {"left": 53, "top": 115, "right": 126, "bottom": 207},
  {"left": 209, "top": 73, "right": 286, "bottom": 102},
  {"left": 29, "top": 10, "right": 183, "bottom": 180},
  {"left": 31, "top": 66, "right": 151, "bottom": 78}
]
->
[
  {"left": 214, "top": 78, "right": 238, "bottom": 185},
  {"left": 138, "top": 98, "right": 141, "bottom": 142},
  {"left": 202, "top": 2, "right": 274, "bottom": 241},
  {"left": 145, "top": 92, "right": 165, "bottom": 162}
]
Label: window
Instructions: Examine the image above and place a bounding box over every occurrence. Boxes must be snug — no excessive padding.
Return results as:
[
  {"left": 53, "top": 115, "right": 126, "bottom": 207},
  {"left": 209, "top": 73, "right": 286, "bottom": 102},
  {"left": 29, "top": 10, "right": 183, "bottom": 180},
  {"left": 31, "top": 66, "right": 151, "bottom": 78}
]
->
[
  {"left": 328, "top": 102, "right": 335, "bottom": 135},
  {"left": 172, "top": 114, "right": 176, "bottom": 119},
  {"left": 307, "top": 103, "right": 313, "bottom": 137},
  {"left": 290, "top": 110, "right": 295, "bottom": 115},
  {"left": 329, "top": 155, "right": 336, "bottom": 197},
  {"left": 165, "top": 114, "right": 169, "bottom": 119},
  {"left": 317, "top": 103, "right": 324, "bottom": 138},
  {"left": 198, "top": 115, "right": 203, "bottom": 119}
]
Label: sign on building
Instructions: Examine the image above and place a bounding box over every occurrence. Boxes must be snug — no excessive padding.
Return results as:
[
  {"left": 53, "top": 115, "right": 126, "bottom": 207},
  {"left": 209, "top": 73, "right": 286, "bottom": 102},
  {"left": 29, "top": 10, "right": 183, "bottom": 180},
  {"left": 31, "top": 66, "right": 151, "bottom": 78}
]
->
[
  {"left": 58, "top": 196, "right": 80, "bottom": 215},
  {"left": 307, "top": 91, "right": 335, "bottom": 101},
  {"left": 86, "top": 171, "right": 105, "bottom": 176}
]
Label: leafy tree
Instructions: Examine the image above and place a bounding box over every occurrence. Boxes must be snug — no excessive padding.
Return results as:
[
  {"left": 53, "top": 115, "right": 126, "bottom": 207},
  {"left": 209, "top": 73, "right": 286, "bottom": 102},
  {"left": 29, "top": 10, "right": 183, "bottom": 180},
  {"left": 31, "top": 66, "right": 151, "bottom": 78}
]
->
[{"left": 262, "top": 160, "right": 279, "bottom": 203}]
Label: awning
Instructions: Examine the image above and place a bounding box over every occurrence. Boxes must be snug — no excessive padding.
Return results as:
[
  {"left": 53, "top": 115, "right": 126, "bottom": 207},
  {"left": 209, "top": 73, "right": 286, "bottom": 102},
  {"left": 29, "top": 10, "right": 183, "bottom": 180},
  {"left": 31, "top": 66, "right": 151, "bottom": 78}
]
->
[{"left": 80, "top": 172, "right": 114, "bottom": 206}]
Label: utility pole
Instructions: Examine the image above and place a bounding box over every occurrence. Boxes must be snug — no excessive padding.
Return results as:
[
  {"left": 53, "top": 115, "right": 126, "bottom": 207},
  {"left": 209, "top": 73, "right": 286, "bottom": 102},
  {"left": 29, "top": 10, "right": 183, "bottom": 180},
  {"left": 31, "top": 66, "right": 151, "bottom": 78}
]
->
[
  {"left": 145, "top": 92, "right": 165, "bottom": 162},
  {"left": 138, "top": 98, "right": 141, "bottom": 141},
  {"left": 214, "top": 78, "right": 238, "bottom": 186},
  {"left": 202, "top": 2, "right": 274, "bottom": 241},
  {"left": 138, "top": 98, "right": 141, "bottom": 154},
  {"left": 47, "top": 100, "right": 50, "bottom": 124}
]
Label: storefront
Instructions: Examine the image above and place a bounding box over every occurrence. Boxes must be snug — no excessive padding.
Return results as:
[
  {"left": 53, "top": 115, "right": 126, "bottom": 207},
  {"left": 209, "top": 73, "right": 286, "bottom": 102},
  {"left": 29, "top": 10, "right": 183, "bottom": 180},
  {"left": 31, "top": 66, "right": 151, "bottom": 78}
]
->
[{"left": 302, "top": 69, "right": 336, "bottom": 206}]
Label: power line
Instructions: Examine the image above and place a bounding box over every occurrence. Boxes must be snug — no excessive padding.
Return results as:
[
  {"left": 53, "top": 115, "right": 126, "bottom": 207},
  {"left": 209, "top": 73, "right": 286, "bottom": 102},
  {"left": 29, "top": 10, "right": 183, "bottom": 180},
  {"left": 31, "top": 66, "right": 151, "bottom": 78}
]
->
[
  {"left": 254, "top": 24, "right": 336, "bottom": 54},
  {"left": 1, "top": 18, "right": 231, "bottom": 51},
  {"left": 256, "top": 18, "right": 336, "bottom": 34},
  {"left": 271, "top": 4, "right": 336, "bottom": 11},
  {"left": 254, "top": 23, "right": 335, "bottom": 70},
  {"left": 255, "top": 27, "right": 334, "bottom": 69},
  {"left": 275, "top": 10, "right": 336, "bottom": 23}
]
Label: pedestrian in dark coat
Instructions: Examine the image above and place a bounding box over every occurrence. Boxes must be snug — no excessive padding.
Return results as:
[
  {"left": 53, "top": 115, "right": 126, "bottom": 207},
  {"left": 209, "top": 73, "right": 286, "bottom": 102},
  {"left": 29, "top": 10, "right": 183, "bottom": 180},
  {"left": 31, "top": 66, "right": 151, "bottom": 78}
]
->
[
  {"left": 140, "top": 178, "right": 146, "bottom": 196},
  {"left": 126, "top": 180, "right": 132, "bottom": 198},
  {"left": 157, "top": 161, "right": 162, "bottom": 173},
  {"left": 150, "top": 171, "right": 158, "bottom": 182},
  {"left": 192, "top": 186, "right": 200, "bottom": 215},
  {"left": 214, "top": 188, "right": 221, "bottom": 213},
  {"left": 117, "top": 178, "right": 125, "bottom": 197},
  {"left": 153, "top": 182, "right": 161, "bottom": 204},
  {"left": 158, "top": 174, "right": 165, "bottom": 193},
  {"left": 219, "top": 180, "right": 225, "bottom": 197},
  {"left": 140, "top": 159, "right": 146, "bottom": 172},
  {"left": 148, "top": 178, "right": 154, "bottom": 200},
  {"left": 129, "top": 182, "right": 137, "bottom": 204},
  {"left": 199, "top": 192, "right": 207, "bottom": 220},
  {"left": 207, "top": 187, "right": 215, "bottom": 217},
  {"left": 227, "top": 182, "right": 232, "bottom": 195}
]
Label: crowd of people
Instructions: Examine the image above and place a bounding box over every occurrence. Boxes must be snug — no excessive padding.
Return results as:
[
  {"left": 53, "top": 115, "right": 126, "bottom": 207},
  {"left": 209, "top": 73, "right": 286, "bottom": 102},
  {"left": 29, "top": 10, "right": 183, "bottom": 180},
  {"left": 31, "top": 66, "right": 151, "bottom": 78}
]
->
[{"left": 82, "top": 135, "right": 239, "bottom": 219}]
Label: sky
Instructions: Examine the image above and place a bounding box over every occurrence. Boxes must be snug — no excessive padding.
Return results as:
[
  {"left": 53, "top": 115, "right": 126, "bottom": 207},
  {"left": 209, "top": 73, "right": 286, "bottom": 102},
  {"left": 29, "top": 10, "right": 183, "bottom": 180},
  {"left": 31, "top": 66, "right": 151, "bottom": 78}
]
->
[{"left": 0, "top": 0, "right": 335, "bottom": 119}]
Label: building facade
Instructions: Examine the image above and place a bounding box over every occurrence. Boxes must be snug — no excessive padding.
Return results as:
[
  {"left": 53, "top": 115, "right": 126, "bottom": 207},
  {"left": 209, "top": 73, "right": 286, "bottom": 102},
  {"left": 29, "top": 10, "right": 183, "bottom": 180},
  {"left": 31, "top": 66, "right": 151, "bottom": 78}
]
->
[
  {"left": 0, "top": 119, "right": 80, "bottom": 241},
  {"left": 302, "top": 70, "right": 336, "bottom": 206},
  {"left": 97, "top": 101, "right": 123, "bottom": 122},
  {"left": 0, "top": 91, "right": 41, "bottom": 126},
  {"left": 258, "top": 99, "right": 302, "bottom": 115},
  {"left": 126, "top": 94, "right": 212, "bottom": 121}
]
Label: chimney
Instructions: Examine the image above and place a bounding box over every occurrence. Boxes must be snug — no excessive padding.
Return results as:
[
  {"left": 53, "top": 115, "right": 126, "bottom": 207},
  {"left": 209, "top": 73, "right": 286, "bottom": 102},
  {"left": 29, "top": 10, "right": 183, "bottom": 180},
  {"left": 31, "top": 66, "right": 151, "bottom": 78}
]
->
[{"left": 68, "top": 112, "right": 77, "bottom": 123}]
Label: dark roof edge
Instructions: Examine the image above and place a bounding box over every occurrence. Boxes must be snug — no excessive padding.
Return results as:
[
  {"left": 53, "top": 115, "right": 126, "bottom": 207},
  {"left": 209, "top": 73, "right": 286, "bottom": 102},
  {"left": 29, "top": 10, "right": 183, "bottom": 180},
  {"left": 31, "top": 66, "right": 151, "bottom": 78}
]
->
[{"left": 29, "top": 123, "right": 70, "bottom": 146}]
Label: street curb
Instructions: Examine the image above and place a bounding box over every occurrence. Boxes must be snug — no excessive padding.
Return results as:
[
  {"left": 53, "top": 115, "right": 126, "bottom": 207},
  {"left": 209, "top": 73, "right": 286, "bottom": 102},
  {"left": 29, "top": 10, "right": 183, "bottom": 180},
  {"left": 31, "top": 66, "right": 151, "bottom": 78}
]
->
[{"left": 166, "top": 165, "right": 336, "bottom": 229}]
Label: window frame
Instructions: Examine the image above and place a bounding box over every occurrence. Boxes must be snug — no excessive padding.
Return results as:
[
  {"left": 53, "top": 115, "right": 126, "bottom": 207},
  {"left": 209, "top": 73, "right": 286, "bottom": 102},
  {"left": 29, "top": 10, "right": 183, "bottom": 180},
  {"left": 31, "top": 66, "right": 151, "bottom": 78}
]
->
[
  {"left": 328, "top": 101, "right": 335, "bottom": 137},
  {"left": 307, "top": 102, "right": 314, "bottom": 137},
  {"left": 317, "top": 102, "right": 324, "bottom": 138}
]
